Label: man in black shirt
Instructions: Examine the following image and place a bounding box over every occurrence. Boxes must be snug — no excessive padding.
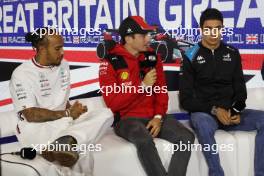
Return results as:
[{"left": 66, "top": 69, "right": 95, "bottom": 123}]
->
[{"left": 180, "top": 8, "right": 264, "bottom": 176}]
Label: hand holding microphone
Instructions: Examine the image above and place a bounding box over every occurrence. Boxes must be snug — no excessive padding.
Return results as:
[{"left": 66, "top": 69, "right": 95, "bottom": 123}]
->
[{"left": 142, "top": 69, "right": 157, "bottom": 87}]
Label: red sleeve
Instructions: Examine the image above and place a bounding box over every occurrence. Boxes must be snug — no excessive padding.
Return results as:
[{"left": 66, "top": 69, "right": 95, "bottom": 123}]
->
[
  {"left": 153, "top": 56, "right": 168, "bottom": 116},
  {"left": 99, "top": 60, "right": 142, "bottom": 113}
]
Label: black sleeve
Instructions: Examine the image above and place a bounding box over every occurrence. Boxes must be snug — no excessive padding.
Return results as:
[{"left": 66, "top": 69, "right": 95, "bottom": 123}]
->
[
  {"left": 179, "top": 55, "right": 213, "bottom": 113},
  {"left": 231, "top": 49, "right": 247, "bottom": 113}
]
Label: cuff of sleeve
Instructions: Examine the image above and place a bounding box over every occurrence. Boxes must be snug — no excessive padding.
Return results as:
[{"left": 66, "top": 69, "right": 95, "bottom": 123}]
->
[
  {"left": 232, "top": 101, "right": 246, "bottom": 113},
  {"left": 154, "top": 114, "right": 162, "bottom": 119}
]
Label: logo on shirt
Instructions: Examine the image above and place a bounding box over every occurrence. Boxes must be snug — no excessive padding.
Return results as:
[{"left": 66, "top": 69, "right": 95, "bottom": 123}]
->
[
  {"left": 39, "top": 72, "right": 45, "bottom": 80},
  {"left": 196, "top": 55, "right": 206, "bottom": 64},
  {"left": 120, "top": 71, "right": 129, "bottom": 81},
  {"left": 223, "top": 53, "right": 232, "bottom": 62},
  {"left": 111, "top": 57, "right": 118, "bottom": 61},
  {"left": 60, "top": 68, "right": 70, "bottom": 88},
  {"left": 121, "top": 81, "right": 132, "bottom": 86},
  {"left": 99, "top": 62, "right": 109, "bottom": 75}
]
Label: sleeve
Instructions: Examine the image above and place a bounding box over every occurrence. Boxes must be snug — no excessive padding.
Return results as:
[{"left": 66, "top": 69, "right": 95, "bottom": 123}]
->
[
  {"left": 179, "top": 55, "right": 213, "bottom": 113},
  {"left": 64, "top": 61, "right": 71, "bottom": 102},
  {"left": 231, "top": 50, "right": 247, "bottom": 112},
  {"left": 98, "top": 60, "right": 143, "bottom": 113},
  {"left": 9, "top": 70, "right": 37, "bottom": 113},
  {"left": 153, "top": 56, "right": 168, "bottom": 116}
]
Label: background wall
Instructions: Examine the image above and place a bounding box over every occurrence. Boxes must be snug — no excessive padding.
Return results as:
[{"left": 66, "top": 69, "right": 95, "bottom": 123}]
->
[{"left": 0, "top": 0, "right": 263, "bottom": 112}]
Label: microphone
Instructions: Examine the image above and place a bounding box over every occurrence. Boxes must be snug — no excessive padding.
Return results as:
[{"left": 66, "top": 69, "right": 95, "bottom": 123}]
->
[
  {"left": 139, "top": 52, "right": 157, "bottom": 79},
  {"left": 96, "top": 31, "right": 117, "bottom": 59},
  {"left": 140, "top": 52, "right": 157, "bottom": 68},
  {"left": 11, "top": 147, "right": 37, "bottom": 160}
]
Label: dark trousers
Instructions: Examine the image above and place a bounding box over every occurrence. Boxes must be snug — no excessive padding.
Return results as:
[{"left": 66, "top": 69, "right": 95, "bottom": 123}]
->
[{"left": 114, "top": 114, "right": 195, "bottom": 176}]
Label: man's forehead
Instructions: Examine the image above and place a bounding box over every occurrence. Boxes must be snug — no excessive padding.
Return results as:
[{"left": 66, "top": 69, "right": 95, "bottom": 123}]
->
[{"left": 203, "top": 19, "right": 223, "bottom": 27}]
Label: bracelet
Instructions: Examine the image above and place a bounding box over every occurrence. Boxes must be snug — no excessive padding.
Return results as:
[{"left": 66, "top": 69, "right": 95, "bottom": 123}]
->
[{"left": 65, "top": 109, "right": 70, "bottom": 117}]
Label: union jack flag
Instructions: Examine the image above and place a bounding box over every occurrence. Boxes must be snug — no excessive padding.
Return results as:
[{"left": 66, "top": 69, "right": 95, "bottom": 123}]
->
[
  {"left": 246, "top": 34, "right": 258, "bottom": 44},
  {"left": 73, "top": 36, "right": 80, "bottom": 44}
]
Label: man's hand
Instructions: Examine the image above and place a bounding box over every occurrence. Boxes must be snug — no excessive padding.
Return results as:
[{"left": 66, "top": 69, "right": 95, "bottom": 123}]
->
[
  {"left": 69, "top": 101, "right": 88, "bottom": 120},
  {"left": 142, "top": 69, "right": 157, "bottom": 87},
  {"left": 146, "top": 118, "right": 162, "bottom": 138},
  {"left": 215, "top": 107, "right": 231, "bottom": 125},
  {"left": 230, "top": 114, "right": 241, "bottom": 125}
]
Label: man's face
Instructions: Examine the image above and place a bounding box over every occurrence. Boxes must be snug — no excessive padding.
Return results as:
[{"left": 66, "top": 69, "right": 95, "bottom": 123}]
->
[
  {"left": 201, "top": 19, "right": 223, "bottom": 47},
  {"left": 127, "top": 33, "right": 151, "bottom": 52},
  {"left": 45, "top": 35, "right": 64, "bottom": 66}
]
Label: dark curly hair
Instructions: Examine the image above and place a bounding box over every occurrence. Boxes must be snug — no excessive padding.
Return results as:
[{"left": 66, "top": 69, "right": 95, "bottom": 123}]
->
[{"left": 25, "top": 27, "right": 56, "bottom": 50}]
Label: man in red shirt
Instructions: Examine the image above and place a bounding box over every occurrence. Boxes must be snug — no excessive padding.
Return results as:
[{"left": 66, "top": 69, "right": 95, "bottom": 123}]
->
[{"left": 99, "top": 16, "right": 194, "bottom": 176}]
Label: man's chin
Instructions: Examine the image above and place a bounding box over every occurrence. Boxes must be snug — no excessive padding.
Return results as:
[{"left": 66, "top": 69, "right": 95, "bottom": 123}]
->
[
  {"left": 53, "top": 61, "right": 61, "bottom": 66},
  {"left": 140, "top": 47, "right": 149, "bottom": 52},
  {"left": 208, "top": 39, "right": 220, "bottom": 46}
]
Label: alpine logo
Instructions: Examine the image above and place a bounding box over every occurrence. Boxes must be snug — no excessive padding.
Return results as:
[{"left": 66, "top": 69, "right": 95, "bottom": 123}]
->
[{"left": 196, "top": 55, "right": 206, "bottom": 64}]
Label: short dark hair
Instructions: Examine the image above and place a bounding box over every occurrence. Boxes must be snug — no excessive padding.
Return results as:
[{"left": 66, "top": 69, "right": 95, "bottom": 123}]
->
[
  {"left": 121, "top": 34, "right": 136, "bottom": 45},
  {"left": 200, "top": 8, "right": 223, "bottom": 27}
]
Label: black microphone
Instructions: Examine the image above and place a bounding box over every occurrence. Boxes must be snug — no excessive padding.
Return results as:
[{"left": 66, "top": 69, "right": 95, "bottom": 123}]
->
[
  {"left": 11, "top": 147, "right": 37, "bottom": 160},
  {"left": 139, "top": 52, "right": 157, "bottom": 79},
  {"left": 140, "top": 52, "right": 157, "bottom": 68}
]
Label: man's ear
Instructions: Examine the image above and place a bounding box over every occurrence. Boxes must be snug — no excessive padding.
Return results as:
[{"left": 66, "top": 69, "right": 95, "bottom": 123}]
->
[
  {"left": 38, "top": 45, "right": 46, "bottom": 53},
  {"left": 125, "top": 36, "right": 132, "bottom": 44}
]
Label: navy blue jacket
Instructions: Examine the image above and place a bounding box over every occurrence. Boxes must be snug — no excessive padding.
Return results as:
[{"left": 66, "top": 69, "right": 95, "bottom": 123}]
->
[{"left": 179, "top": 42, "right": 247, "bottom": 113}]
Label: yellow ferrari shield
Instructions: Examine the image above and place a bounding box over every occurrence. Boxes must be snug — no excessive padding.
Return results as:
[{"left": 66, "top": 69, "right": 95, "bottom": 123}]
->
[{"left": 120, "top": 71, "right": 129, "bottom": 80}]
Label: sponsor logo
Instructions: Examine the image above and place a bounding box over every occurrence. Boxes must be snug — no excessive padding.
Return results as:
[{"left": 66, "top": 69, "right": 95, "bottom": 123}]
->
[
  {"left": 223, "top": 53, "right": 232, "bottom": 62},
  {"left": 120, "top": 71, "right": 129, "bottom": 80},
  {"left": 147, "top": 55, "right": 157, "bottom": 61},
  {"left": 196, "top": 55, "right": 206, "bottom": 64},
  {"left": 127, "top": 28, "right": 133, "bottom": 34}
]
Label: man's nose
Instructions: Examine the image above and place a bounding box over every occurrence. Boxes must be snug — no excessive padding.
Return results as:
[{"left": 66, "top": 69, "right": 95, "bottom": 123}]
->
[{"left": 60, "top": 48, "right": 64, "bottom": 55}]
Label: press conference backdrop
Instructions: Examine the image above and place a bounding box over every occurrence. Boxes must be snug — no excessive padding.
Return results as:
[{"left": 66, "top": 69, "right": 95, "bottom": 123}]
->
[{"left": 0, "top": 0, "right": 263, "bottom": 112}]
